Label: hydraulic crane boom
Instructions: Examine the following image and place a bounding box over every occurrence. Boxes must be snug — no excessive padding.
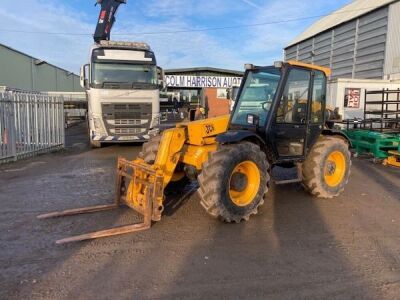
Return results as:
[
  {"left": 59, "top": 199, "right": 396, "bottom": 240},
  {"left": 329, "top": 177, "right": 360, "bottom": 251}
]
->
[{"left": 93, "top": 0, "right": 127, "bottom": 43}]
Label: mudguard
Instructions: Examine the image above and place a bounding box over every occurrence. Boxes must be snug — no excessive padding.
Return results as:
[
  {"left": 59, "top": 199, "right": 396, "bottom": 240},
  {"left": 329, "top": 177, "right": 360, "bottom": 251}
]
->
[
  {"left": 322, "top": 129, "right": 352, "bottom": 147},
  {"left": 216, "top": 130, "right": 265, "bottom": 145}
]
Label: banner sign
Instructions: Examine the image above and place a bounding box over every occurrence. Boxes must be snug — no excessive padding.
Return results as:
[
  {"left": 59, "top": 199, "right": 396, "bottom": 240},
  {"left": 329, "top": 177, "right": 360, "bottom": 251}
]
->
[
  {"left": 165, "top": 75, "right": 242, "bottom": 88},
  {"left": 344, "top": 88, "right": 361, "bottom": 108}
]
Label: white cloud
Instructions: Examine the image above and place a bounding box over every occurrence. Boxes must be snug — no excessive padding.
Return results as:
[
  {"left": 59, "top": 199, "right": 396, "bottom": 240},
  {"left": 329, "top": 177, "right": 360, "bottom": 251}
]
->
[
  {"left": 0, "top": 0, "right": 92, "bottom": 73},
  {"left": 241, "top": 0, "right": 261, "bottom": 8},
  {"left": 0, "top": 0, "right": 247, "bottom": 71},
  {"left": 237, "top": 0, "right": 350, "bottom": 65},
  {"left": 0, "top": 0, "right": 351, "bottom": 73},
  {"left": 139, "top": 0, "right": 240, "bottom": 17}
]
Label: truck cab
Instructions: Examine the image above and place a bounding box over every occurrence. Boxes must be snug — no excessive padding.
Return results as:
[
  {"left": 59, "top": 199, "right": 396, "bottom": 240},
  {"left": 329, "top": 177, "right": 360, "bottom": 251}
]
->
[{"left": 80, "top": 40, "right": 163, "bottom": 147}]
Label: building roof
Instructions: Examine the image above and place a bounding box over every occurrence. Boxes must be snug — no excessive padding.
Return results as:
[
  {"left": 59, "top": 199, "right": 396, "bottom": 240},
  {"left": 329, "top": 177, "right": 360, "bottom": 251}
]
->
[
  {"left": 165, "top": 67, "right": 243, "bottom": 76},
  {"left": 286, "top": 0, "right": 398, "bottom": 48},
  {"left": 0, "top": 42, "right": 78, "bottom": 76}
]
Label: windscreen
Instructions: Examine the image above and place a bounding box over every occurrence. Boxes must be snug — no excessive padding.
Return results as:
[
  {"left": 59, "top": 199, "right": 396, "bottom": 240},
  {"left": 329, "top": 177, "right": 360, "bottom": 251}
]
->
[
  {"left": 92, "top": 63, "right": 157, "bottom": 89},
  {"left": 231, "top": 68, "right": 281, "bottom": 127}
]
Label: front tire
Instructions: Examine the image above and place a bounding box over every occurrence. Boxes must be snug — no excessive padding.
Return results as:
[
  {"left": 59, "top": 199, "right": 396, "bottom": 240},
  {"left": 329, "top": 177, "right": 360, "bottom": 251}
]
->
[
  {"left": 138, "top": 135, "right": 162, "bottom": 163},
  {"left": 198, "top": 142, "right": 270, "bottom": 223},
  {"left": 90, "top": 139, "right": 102, "bottom": 148},
  {"left": 302, "top": 136, "right": 351, "bottom": 198},
  {"left": 139, "top": 134, "right": 190, "bottom": 190}
]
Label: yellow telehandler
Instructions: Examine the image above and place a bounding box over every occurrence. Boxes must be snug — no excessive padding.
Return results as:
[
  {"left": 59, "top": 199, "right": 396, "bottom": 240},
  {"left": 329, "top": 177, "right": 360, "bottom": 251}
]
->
[{"left": 39, "top": 61, "right": 352, "bottom": 244}]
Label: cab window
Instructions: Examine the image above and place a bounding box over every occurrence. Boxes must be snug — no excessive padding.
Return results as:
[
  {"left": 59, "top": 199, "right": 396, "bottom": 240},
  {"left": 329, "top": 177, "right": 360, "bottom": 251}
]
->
[
  {"left": 310, "top": 71, "right": 326, "bottom": 124},
  {"left": 276, "top": 68, "right": 311, "bottom": 124}
]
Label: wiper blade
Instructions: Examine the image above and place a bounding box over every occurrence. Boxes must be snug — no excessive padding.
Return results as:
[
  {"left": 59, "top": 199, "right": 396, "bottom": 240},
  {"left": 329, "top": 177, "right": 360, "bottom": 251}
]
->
[
  {"left": 131, "top": 82, "right": 157, "bottom": 88},
  {"left": 102, "top": 82, "right": 130, "bottom": 88}
]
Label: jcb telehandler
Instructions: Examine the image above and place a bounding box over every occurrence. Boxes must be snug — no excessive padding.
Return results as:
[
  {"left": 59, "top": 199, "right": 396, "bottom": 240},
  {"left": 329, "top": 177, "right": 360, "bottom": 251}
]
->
[{"left": 39, "top": 61, "right": 352, "bottom": 244}]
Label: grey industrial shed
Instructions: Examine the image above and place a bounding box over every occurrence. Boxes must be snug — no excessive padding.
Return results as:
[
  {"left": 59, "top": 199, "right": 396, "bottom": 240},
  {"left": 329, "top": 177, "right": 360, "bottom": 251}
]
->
[
  {"left": 0, "top": 43, "right": 83, "bottom": 92},
  {"left": 284, "top": 0, "right": 400, "bottom": 80}
]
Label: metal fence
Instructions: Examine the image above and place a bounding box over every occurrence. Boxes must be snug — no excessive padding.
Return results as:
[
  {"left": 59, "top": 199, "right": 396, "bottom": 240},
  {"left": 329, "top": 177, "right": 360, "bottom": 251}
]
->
[
  {"left": 0, "top": 89, "right": 64, "bottom": 163},
  {"left": 47, "top": 92, "right": 87, "bottom": 127}
]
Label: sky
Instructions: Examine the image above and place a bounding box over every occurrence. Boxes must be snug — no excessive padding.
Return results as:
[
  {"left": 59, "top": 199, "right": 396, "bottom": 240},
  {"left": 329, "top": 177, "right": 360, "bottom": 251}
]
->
[{"left": 0, "top": 0, "right": 352, "bottom": 74}]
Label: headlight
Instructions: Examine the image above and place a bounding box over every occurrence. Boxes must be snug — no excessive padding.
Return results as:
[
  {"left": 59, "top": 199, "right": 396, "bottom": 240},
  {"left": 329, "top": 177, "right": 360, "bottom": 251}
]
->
[
  {"left": 151, "top": 114, "right": 161, "bottom": 128},
  {"left": 92, "top": 117, "right": 106, "bottom": 135}
]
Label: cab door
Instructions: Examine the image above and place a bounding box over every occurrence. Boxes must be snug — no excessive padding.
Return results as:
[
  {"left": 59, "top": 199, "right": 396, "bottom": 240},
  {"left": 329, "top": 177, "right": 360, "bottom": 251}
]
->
[
  {"left": 270, "top": 67, "right": 312, "bottom": 161},
  {"left": 306, "top": 70, "right": 327, "bottom": 152}
]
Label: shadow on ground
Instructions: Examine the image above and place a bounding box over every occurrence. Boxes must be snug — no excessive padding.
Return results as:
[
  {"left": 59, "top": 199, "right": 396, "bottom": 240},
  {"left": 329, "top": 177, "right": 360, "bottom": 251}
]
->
[{"left": 1, "top": 124, "right": 399, "bottom": 299}]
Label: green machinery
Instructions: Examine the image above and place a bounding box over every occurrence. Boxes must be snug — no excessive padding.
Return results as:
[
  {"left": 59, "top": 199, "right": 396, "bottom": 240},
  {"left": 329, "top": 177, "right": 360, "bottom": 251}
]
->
[
  {"left": 342, "top": 88, "right": 400, "bottom": 167},
  {"left": 343, "top": 130, "right": 400, "bottom": 159}
]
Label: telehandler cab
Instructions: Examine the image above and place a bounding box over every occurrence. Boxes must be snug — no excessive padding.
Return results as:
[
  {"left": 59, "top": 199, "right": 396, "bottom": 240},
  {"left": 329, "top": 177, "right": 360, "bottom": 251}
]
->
[{"left": 39, "top": 61, "right": 352, "bottom": 244}]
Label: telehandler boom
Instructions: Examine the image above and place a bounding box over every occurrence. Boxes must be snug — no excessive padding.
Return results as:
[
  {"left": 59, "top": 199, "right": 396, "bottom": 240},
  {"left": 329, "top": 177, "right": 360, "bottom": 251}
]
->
[{"left": 39, "top": 61, "right": 352, "bottom": 244}]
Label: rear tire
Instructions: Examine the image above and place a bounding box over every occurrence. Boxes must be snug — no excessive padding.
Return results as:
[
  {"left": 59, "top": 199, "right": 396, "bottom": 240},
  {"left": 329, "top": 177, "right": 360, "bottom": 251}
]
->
[
  {"left": 302, "top": 136, "right": 351, "bottom": 198},
  {"left": 198, "top": 142, "right": 270, "bottom": 223}
]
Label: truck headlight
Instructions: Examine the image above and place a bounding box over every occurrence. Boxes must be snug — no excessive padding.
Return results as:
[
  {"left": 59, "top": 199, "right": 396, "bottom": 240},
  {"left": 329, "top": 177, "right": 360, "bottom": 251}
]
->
[
  {"left": 151, "top": 114, "right": 161, "bottom": 128},
  {"left": 93, "top": 117, "right": 106, "bottom": 135}
]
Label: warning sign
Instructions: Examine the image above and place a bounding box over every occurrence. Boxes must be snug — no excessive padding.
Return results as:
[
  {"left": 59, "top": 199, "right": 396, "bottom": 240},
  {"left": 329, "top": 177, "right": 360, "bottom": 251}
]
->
[{"left": 344, "top": 88, "right": 361, "bottom": 108}]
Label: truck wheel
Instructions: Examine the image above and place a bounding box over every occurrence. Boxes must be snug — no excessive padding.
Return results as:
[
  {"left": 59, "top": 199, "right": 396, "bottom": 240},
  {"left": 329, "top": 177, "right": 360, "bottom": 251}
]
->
[
  {"left": 90, "top": 140, "right": 102, "bottom": 148},
  {"left": 302, "top": 136, "right": 351, "bottom": 198},
  {"left": 139, "top": 134, "right": 190, "bottom": 189},
  {"left": 87, "top": 119, "right": 101, "bottom": 148},
  {"left": 198, "top": 142, "right": 270, "bottom": 223}
]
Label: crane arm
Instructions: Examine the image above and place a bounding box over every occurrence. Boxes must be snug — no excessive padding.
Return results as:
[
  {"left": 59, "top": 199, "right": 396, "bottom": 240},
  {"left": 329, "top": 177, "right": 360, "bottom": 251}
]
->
[{"left": 93, "top": 0, "right": 127, "bottom": 43}]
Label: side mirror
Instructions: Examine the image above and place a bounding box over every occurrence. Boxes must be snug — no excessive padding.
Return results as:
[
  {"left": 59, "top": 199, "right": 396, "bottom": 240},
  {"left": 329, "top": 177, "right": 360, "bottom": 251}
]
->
[
  {"left": 80, "top": 64, "right": 90, "bottom": 89},
  {"left": 158, "top": 79, "right": 166, "bottom": 90},
  {"left": 79, "top": 66, "right": 84, "bottom": 88},
  {"left": 157, "top": 66, "right": 166, "bottom": 90}
]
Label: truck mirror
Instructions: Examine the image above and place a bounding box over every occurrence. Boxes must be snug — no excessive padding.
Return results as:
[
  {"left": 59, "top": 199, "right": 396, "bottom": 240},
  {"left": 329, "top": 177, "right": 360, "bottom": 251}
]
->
[
  {"left": 80, "top": 64, "right": 90, "bottom": 90},
  {"left": 158, "top": 79, "right": 166, "bottom": 90},
  {"left": 79, "top": 66, "right": 85, "bottom": 88},
  {"left": 157, "top": 66, "right": 166, "bottom": 90}
]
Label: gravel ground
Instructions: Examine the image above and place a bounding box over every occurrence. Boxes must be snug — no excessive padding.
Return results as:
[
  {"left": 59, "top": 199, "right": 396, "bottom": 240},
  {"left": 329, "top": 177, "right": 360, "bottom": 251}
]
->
[{"left": 0, "top": 123, "right": 399, "bottom": 299}]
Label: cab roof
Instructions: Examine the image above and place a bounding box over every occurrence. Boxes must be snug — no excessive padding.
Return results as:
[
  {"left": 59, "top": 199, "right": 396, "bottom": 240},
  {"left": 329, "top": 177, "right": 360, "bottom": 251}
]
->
[{"left": 286, "top": 60, "right": 331, "bottom": 76}]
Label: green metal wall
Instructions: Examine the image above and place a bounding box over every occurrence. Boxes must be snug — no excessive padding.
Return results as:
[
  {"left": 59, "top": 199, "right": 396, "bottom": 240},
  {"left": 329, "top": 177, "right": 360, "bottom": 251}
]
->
[{"left": 0, "top": 44, "right": 83, "bottom": 92}]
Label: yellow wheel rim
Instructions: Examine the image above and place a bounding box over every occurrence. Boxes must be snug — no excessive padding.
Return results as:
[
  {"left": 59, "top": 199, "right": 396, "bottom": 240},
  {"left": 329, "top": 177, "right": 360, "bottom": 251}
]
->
[
  {"left": 229, "top": 160, "right": 260, "bottom": 207},
  {"left": 324, "top": 151, "right": 346, "bottom": 187}
]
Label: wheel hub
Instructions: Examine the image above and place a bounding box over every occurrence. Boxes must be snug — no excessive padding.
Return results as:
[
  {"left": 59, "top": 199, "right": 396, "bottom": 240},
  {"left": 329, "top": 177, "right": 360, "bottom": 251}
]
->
[
  {"left": 228, "top": 161, "right": 261, "bottom": 207},
  {"left": 230, "top": 173, "right": 248, "bottom": 192},
  {"left": 324, "top": 151, "right": 346, "bottom": 187},
  {"left": 326, "top": 161, "right": 336, "bottom": 175}
]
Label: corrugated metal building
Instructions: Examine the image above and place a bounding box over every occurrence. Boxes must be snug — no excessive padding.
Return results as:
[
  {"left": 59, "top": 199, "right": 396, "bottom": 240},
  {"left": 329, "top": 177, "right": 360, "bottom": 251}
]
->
[
  {"left": 0, "top": 43, "right": 83, "bottom": 92},
  {"left": 284, "top": 0, "right": 400, "bottom": 80}
]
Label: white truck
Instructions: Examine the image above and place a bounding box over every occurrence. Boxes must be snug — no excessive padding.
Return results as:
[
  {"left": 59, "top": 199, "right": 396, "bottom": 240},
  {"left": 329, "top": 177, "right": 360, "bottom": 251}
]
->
[{"left": 80, "top": 40, "right": 163, "bottom": 147}]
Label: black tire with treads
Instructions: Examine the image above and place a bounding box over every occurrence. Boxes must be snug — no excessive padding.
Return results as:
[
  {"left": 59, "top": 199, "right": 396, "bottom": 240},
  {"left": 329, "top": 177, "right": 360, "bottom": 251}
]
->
[
  {"left": 139, "top": 134, "right": 190, "bottom": 191},
  {"left": 198, "top": 142, "right": 270, "bottom": 223},
  {"left": 302, "top": 136, "right": 351, "bottom": 198},
  {"left": 138, "top": 135, "right": 162, "bottom": 164}
]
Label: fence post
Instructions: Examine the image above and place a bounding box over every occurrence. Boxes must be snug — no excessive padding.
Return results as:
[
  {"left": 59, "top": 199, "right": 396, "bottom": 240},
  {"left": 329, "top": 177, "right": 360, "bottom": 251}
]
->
[
  {"left": 61, "top": 96, "right": 65, "bottom": 147},
  {"left": 9, "top": 92, "right": 17, "bottom": 161},
  {"left": 1, "top": 89, "right": 67, "bottom": 164}
]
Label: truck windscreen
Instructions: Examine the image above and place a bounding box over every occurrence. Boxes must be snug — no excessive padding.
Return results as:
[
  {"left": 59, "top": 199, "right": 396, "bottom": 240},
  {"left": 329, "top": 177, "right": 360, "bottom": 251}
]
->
[{"left": 92, "top": 63, "right": 158, "bottom": 89}]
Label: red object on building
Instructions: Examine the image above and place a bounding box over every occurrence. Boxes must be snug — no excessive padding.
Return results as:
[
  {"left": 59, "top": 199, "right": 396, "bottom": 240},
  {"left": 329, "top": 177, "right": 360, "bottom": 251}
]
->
[{"left": 204, "top": 88, "right": 230, "bottom": 118}]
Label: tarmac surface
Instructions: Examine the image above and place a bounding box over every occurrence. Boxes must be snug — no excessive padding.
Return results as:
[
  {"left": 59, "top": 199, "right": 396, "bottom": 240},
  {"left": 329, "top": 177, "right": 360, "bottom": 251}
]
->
[{"left": 1, "top": 123, "right": 400, "bottom": 299}]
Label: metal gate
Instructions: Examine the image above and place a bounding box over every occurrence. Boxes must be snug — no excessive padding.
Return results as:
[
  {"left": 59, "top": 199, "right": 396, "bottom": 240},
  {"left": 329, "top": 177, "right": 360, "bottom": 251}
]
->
[{"left": 0, "top": 89, "right": 64, "bottom": 163}]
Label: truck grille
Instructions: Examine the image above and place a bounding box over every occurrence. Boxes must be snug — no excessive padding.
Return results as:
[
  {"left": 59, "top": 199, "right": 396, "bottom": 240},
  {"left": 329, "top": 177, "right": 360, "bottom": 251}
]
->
[
  {"left": 114, "top": 119, "right": 145, "bottom": 125},
  {"left": 111, "top": 128, "right": 146, "bottom": 135},
  {"left": 102, "top": 103, "right": 152, "bottom": 136}
]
